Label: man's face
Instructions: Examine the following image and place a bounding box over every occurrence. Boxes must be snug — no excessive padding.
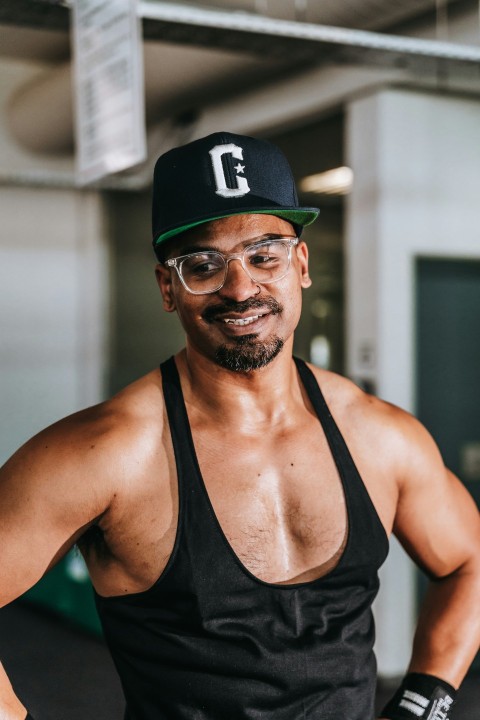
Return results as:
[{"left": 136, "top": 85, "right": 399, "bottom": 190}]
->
[{"left": 156, "top": 214, "right": 311, "bottom": 371}]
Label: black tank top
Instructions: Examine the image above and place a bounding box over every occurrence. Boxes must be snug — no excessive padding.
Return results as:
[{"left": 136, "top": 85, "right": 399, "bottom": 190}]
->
[{"left": 95, "top": 357, "right": 389, "bottom": 720}]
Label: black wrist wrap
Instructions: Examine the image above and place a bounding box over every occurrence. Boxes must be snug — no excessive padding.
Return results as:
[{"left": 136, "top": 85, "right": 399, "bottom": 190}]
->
[
  {"left": 381, "top": 672, "right": 457, "bottom": 720},
  {"left": 26, "top": 714, "right": 35, "bottom": 720}
]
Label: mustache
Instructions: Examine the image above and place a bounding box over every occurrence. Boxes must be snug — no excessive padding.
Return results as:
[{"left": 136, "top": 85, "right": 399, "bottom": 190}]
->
[{"left": 203, "top": 296, "right": 283, "bottom": 323}]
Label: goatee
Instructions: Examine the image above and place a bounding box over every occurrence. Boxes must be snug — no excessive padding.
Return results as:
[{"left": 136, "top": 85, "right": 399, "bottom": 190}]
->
[
  {"left": 215, "top": 334, "right": 284, "bottom": 372},
  {"left": 203, "top": 295, "right": 284, "bottom": 372}
]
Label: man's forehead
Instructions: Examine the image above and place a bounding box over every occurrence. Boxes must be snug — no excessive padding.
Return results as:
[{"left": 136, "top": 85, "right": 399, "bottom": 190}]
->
[{"left": 169, "top": 214, "right": 296, "bottom": 253}]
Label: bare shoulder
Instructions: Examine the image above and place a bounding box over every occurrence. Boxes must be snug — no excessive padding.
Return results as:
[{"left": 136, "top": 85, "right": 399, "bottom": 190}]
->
[
  {"left": 304, "top": 363, "right": 480, "bottom": 575},
  {"left": 87, "top": 368, "right": 167, "bottom": 461},
  {"left": 98, "top": 369, "right": 170, "bottom": 494},
  {"left": 0, "top": 369, "right": 168, "bottom": 603},
  {"left": 1, "top": 368, "right": 167, "bottom": 519},
  {"left": 302, "top": 362, "right": 440, "bottom": 535},
  {"left": 304, "top": 361, "right": 433, "bottom": 478}
]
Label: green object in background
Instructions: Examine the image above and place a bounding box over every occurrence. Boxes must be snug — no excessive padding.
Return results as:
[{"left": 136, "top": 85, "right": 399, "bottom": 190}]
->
[{"left": 24, "top": 548, "right": 102, "bottom": 635}]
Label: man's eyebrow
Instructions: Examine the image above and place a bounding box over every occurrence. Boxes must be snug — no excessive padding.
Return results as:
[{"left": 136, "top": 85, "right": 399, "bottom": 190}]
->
[
  {"left": 175, "top": 244, "right": 217, "bottom": 256},
  {"left": 175, "top": 234, "right": 293, "bottom": 257}
]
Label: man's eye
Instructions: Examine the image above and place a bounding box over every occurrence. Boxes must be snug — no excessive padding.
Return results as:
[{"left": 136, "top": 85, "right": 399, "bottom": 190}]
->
[
  {"left": 250, "top": 253, "right": 273, "bottom": 265},
  {"left": 188, "top": 258, "right": 222, "bottom": 275},
  {"left": 249, "top": 246, "right": 283, "bottom": 266}
]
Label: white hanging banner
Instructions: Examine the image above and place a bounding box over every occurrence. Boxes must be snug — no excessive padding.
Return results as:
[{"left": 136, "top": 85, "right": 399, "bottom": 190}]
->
[{"left": 72, "top": 0, "right": 146, "bottom": 185}]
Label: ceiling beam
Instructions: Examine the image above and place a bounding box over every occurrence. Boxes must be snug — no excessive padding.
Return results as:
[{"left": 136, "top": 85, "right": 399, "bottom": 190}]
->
[
  {"left": 0, "top": 0, "right": 69, "bottom": 32},
  {"left": 139, "top": 1, "right": 480, "bottom": 76},
  {"left": 2, "top": 0, "right": 480, "bottom": 77}
]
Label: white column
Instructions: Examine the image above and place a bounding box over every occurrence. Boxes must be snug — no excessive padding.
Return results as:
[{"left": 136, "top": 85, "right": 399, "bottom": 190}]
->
[
  {"left": 0, "top": 187, "right": 109, "bottom": 462},
  {"left": 346, "top": 88, "right": 480, "bottom": 676}
]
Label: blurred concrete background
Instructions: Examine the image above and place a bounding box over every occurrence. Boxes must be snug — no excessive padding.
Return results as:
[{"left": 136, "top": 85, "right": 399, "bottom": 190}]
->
[{"left": 0, "top": 0, "right": 479, "bottom": 713}]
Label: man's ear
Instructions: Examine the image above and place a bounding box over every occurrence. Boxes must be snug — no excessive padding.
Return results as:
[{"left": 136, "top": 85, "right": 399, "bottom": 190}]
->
[
  {"left": 155, "top": 264, "right": 176, "bottom": 312},
  {"left": 296, "top": 241, "right": 312, "bottom": 289}
]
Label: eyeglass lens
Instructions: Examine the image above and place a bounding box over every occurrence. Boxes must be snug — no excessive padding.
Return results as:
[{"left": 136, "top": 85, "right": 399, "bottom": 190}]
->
[{"left": 179, "top": 240, "right": 291, "bottom": 294}]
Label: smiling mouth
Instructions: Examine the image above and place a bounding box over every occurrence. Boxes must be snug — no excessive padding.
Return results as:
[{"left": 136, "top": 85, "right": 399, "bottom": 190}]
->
[
  {"left": 203, "top": 297, "right": 283, "bottom": 325},
  {"left": 223, "top": 314, "right": 265, "bottom": 326}
]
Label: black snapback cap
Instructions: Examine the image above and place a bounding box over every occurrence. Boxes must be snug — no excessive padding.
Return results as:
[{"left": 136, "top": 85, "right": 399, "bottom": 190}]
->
[{"left": 152, "top": 131, "right": 319, "bottom": 250}]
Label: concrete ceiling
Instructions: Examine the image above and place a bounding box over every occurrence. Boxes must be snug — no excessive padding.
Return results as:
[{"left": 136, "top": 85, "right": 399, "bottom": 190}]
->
[
  {"left": 0, "top": 0, "right": 478, "bottom": 157},
  {"left": 0, "top": 0, "right": 470, "bottom": 32},
  {"left": 0, "top": 0, "right": 472, "bottom": 64}
]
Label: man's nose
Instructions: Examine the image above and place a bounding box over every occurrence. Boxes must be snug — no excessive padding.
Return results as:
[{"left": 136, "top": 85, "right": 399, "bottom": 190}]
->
[{"left": 218, "top": 257, "right": 259, "bottom": 301}]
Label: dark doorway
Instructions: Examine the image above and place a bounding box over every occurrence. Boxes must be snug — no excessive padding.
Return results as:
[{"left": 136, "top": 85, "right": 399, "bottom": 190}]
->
[{"left": 416, "top": 256, "right": 480, "bottom": 670}]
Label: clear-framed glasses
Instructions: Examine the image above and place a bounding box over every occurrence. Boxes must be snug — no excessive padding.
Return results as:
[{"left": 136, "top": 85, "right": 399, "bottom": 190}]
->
[{"left": 165, "top": 237, "right": 299, "bottom": 295}]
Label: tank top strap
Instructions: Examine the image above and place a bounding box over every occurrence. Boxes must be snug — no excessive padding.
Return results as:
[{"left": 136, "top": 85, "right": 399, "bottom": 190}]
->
[
  {"left": 160, "top": 355, "right": 198, "bottom": 496},
  {"left": 293, "top": 356, "right": 354, "bottom": 466},
  {"left": 293, "top": 356, "right": 387, "bottom": 555},
  {"left": 162, "top": 354, "right": 362, "bottom": 492}
]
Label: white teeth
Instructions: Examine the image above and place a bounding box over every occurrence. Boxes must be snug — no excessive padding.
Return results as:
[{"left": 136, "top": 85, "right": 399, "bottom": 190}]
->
[{"left": 223, "top": 315, "right": 262, "bottom": 326}]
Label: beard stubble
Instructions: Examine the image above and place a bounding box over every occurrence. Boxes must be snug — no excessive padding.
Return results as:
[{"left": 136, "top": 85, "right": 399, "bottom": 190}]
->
[{"left": 202, "top": 296, "right": 285, "bottom": 372}]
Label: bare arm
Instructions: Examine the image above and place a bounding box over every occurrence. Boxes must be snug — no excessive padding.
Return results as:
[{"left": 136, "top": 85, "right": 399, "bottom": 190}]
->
[
  {"left": 0, "top": 407, "right": 123, "bottom": 718},
  {"left": 311, "top": 366, "right": 480, "bottom": 698},
  {"left": 0, "top": 410, "right": 119, "bottom": 607},
  {"left": 0, "top": 370, "right": 166, "bottom": 719},
  {"left": 392, "top": 419, "right": 480, "bottom": 686}
]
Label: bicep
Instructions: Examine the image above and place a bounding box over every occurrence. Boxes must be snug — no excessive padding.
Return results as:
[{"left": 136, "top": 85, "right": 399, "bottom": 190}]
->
[
  {"left": 0, "top": 428, "right": 112, "bottom": 606},
  {"left": 392, "top": 429, "right": 480, "bottom": 578}
]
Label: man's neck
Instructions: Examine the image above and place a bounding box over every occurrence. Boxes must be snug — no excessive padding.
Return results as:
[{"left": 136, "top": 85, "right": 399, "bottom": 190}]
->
[{"left": 175, "top": 342, "right": 304, "bottom": 430}]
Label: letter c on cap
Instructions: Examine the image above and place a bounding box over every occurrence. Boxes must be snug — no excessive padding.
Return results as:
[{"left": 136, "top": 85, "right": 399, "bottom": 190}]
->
[{"left": 209, "top": 143, "right": 250, "bottom": 198}]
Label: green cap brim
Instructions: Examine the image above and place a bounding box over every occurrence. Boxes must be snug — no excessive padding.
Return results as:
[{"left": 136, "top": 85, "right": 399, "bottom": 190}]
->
[{"left": 154, "top": 208, "right": 319, "bottom": 246}]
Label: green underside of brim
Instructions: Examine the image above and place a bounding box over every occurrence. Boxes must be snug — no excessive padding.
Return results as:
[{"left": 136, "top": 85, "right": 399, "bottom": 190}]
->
[{"left": 154, "top": 208, "right": 319, "bottom": 246}]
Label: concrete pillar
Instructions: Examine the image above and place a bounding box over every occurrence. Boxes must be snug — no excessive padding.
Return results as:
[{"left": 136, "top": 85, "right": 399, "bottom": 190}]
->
[
  {"left": 0, "top": 188, "right": 109, "bottom": 462},
  {"left": 345, "top": 88, "right": 480, "bottom": 675}
]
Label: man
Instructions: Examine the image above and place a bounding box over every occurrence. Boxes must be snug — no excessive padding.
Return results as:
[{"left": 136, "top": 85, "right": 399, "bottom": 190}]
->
[{"left": 1, "top": 131, "right": 479, "bottom": 720}]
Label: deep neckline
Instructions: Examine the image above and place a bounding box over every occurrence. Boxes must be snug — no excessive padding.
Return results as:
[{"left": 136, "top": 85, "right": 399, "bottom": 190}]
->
[{"left": 174, "top": 355, "right": 354, "bottom": 590}]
